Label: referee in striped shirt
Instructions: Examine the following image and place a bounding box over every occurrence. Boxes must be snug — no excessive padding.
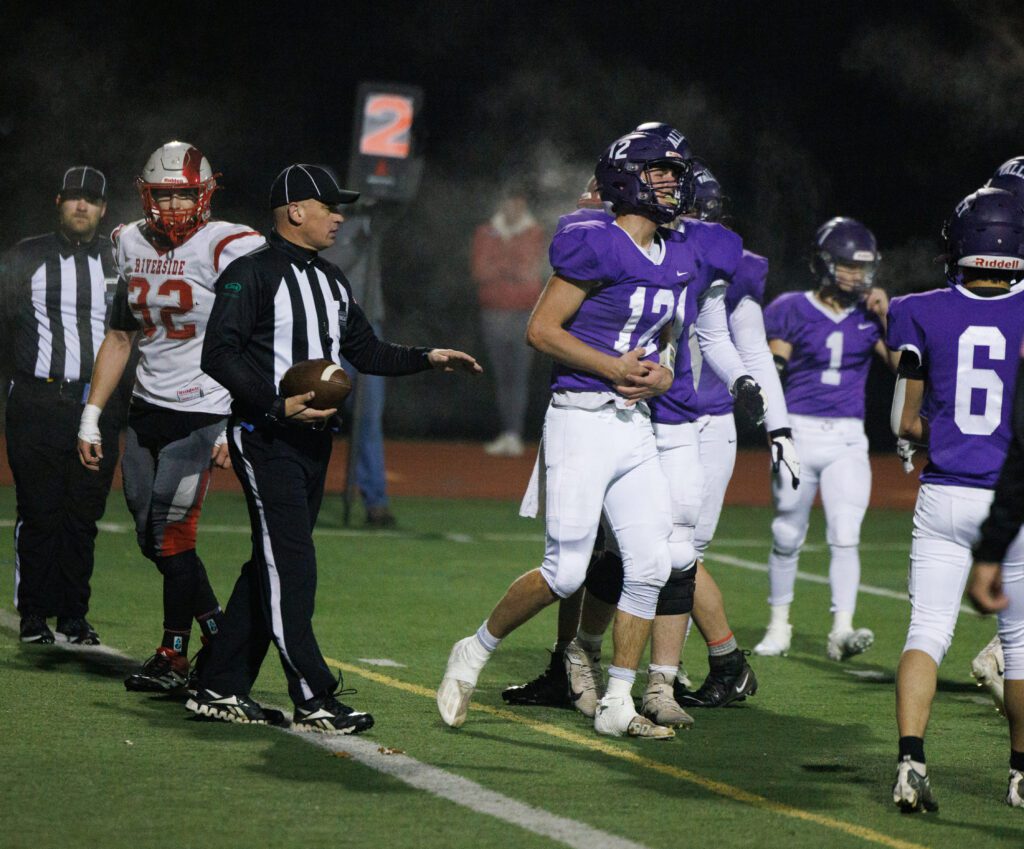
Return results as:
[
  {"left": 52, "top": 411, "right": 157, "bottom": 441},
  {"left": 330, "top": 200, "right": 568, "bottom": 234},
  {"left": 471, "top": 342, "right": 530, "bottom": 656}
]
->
[
  {"left": 0, "top": 167, "right": 126, "bottom": 644},
  {"left": 188, "top": 164, "right": 481, "bottom": 732}
]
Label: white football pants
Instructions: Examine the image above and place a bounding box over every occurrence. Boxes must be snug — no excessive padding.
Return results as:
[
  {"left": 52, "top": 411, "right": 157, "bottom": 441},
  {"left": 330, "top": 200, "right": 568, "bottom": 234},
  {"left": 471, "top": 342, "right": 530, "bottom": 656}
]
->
[
  {"left": 539, "top": 402, "right": 672, "bottom": 619},
  {"left": 906, "top": 483, "right": 1024, "bottom": 669},
  {"left": 767, "top": 414, "right": 870, "bottom": 614},
  {"left": 693, "top": 413, "right": 738, "bottom": 555}
]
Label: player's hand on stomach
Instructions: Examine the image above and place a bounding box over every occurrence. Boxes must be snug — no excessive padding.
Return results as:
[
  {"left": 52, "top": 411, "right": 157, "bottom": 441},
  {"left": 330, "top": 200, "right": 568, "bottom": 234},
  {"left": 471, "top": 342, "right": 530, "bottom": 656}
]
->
[
  {"left": 607, "top": 347, "right": 653, "bottom": 386},
  {"left": 428, "top": 349, "right": 483, "bottom": 374},
  {"left": 615, "top": 363, "right": 673, "bottom": 404},
  {"left": 285, "top": 392, "right": 338, "bottom": 424}
]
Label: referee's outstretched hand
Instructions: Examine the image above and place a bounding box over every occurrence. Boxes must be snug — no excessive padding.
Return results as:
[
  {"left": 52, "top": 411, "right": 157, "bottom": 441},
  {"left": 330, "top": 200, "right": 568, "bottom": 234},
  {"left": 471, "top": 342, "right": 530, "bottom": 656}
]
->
[
  {"left": 284, "top": 391, "right": 337, "bottom": 423},
  {"left": 428, "top": 349, "right": 483, "bottom": 374}
]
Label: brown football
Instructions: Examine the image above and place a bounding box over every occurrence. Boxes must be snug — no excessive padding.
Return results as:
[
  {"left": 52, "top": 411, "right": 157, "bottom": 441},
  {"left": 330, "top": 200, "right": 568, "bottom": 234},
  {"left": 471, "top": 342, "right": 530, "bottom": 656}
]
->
[{"left": 280, "top": 359, "right": 352, "bottom": 410}]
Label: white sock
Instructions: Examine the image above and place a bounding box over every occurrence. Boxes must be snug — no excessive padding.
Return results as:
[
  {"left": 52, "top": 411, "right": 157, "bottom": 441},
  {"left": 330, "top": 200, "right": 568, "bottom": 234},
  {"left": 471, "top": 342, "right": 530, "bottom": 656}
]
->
[
  {"left": 769, "top": 604, "right": 791, "bottom": 630},
  {"left": 829, "top": 544, "right": 861, "bottom": 614},
  {"left": 648, "top": 664, "right": 678, "bottom": 680},
  {"left": 475, "top": 622, "right": 502, "bottom": 653},
  {"left": 605, "top": 672, "right": 634, "bottom": 699},
  {"left": 832, "top": 611, "right": 854, "bottom": 634}
]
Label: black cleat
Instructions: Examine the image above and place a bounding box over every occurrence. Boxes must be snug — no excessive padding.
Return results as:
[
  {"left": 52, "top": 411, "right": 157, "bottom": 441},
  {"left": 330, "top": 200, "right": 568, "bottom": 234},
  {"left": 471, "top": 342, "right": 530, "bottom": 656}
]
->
[
  {"left": 501, "top": 651, "right": 572, "bottom": 708},
  {"left": 293, "top": 694, "right": 374, "bottom": 735},
  {"left": 677, "top": 649, "right": 758, "bottom": 708},
  {"left": 20, "top": 615, "right": 55, "bottom": 644},
  {"left": 125, "top": 647, "right": 190, "bottom": 692},
  {"left": 56, "top": 617, "right": 100, "bottom": 645},
  {"left": 186, "top": 688, "right": 274, "bottom": 724}
]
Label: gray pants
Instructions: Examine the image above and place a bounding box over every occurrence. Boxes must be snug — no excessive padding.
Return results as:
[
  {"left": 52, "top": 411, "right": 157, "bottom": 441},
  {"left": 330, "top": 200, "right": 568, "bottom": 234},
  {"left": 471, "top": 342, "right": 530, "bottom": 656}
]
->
[
  {"left": 481, "top": 309, "right": 533, "bottom": 436},
  {"left": 122, "top": 419, "right": 224, "bottom": 560}
]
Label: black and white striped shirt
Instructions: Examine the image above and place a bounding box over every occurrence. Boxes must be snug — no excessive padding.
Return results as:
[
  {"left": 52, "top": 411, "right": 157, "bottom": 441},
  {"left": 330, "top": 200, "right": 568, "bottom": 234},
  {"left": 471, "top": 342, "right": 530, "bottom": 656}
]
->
[
  {"left": 0, "top": 232, "right": 116, "bottom": 381},
  {"left": 202, "top": 230, "right": 431, "bottom": 426}
]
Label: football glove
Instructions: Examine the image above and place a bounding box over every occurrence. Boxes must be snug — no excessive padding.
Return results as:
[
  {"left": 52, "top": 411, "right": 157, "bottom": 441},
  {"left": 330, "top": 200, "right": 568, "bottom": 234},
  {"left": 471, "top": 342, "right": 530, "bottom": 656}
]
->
[
  {"left": 769, "top": 428, "right": 800, "bottom": 489},
  {"left": 896, "top": 438, "right": 916, "bottom": 474},
  {"left": 731, "top": 375, "right": 767, "bottom": 426}
]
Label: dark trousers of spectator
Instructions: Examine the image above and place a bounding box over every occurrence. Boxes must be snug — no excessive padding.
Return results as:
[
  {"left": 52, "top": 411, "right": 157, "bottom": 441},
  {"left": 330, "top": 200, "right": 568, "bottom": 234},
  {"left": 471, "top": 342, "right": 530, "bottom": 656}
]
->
[
  {"left": 481, "top": 309, "right": 534, "bottom": 437},
  {"left": 6, "top": 375, "right": 121, "bottom": 618},
  {"left": 200, "top": 420, "right": 338, "bottom": 705}
]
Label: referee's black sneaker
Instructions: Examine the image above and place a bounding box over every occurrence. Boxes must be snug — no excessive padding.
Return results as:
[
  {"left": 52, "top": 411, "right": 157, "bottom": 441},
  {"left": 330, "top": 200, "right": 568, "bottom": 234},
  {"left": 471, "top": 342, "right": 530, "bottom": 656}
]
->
[
  {"left": 187, "top": 688, "right": 279, "bottom": 725},
  {"left": 293, "top": 694, "right": 375, "bottom": 735},
  {"left": 56, "top": 617, "right": 100, "bottom": 645},
  {"left": 501, "top": 651, "right": 572, "bottom": 708},
  {"left": 20, "top": 615, "right": 55, "bottom": 644},
  {"left": 677, "top": 649, "right": 758, "bottom": 708},
  {"left": 124, "top": 647, "right": 189, "bottom": 692}
]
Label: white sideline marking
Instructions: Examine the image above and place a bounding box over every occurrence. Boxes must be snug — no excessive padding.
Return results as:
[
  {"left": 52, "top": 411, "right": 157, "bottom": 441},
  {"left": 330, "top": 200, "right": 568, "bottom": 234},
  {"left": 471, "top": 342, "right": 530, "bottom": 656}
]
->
[
  {"left": 844, "top": 670, "right": 890, "bottom": 681},
  {"left": 356, "top": 658, "right": 407, "bottom": 668},
  {"left": 703, "top": 551, "right": 980, "bottom": 617},
  {"left": 0, "top": 610, "right": 648, "bottom": 849}
]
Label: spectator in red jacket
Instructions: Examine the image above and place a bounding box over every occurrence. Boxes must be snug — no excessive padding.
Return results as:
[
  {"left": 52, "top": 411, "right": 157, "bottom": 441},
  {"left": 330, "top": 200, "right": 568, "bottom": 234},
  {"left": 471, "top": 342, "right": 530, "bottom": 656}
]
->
[{"left": 471, "top": 190, "right": 546, "bottom": 456}]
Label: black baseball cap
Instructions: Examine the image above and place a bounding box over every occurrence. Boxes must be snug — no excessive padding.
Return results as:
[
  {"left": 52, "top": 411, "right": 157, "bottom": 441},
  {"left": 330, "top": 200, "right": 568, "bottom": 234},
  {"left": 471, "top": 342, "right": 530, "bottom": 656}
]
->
[
  {"left": 59, "top": 166, "right": 107, "bottom": 201},
  {"left": 269, "top": 164, "right": 359, "bottom": 209}
]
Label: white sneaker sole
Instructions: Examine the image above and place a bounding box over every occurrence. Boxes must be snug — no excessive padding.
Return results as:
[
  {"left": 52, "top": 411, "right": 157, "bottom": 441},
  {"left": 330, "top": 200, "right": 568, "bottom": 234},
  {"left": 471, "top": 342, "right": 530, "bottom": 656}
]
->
[{"left": 186, "top": 697, "right": 267, "bottom": 725}]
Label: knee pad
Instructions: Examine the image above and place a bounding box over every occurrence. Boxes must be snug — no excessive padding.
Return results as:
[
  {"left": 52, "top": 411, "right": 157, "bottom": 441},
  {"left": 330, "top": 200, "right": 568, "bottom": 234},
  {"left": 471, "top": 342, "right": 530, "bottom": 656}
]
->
[
  {"left": 656, "top": 568, "right": 695, "bottom": 616},
  {"left": 771, "top": 515, "right": 807, "bottom": 557},
  {"left": 585, "top": 550, "right": 624, "bottom": 605},
  {"left": 668, "top": 524, "right": 698, "bottom": 573},
  {"left": 540, "top": 529, "right": 595, "bottom": 599},
  {"left": 827, "top": 513, "right": 863, "bottom": 548}
]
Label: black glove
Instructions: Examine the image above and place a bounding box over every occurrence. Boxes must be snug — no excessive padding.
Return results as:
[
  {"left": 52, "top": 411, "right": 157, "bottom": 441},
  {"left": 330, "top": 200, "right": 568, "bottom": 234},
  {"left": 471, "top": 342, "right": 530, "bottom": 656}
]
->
[{"left": 731, "top": 374, "right": 767, "bottom": 426}]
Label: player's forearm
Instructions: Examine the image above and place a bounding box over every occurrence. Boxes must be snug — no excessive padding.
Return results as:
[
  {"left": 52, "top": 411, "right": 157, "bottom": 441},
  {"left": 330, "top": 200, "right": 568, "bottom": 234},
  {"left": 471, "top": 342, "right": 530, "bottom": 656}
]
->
[
  {"left": 527, "top": 322, "right": 621, "bottom": 381},
  {"left": 731, "top": 301, "right": 789, "bottom": 430},
  {"left": 85, "top": 330, "right": 134, "bottom": 409},
  {"left": 695, "top": 296, "right": 745, "bottom": 390}
]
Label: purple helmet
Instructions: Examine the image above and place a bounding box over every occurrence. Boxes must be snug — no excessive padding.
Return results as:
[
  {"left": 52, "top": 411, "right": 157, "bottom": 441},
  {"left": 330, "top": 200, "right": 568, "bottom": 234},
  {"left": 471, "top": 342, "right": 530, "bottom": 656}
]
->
[
  {"left": 690, "top": 159, "right": 723, "bottom": 222},
  {"left": 810, "top": 217, "right": 880, "bottom": 297},
  {"left": 986, "top": 157, "right": 1024, "bottom": 205},
  {"left": 943, "top": 187, "right": 1024, "bottom": 283},
  {"left": 595, "top": 131, "right": 693, "bottom": 225},
  {"left": 634, "top": 122, "right": 693, "bottom": 160}
]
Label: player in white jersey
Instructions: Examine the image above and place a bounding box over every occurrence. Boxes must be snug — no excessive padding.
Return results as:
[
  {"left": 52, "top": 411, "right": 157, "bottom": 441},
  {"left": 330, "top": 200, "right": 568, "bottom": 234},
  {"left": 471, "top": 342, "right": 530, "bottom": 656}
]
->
[{"left": 77, "top": 142, "right": 265, "bottom": 691}]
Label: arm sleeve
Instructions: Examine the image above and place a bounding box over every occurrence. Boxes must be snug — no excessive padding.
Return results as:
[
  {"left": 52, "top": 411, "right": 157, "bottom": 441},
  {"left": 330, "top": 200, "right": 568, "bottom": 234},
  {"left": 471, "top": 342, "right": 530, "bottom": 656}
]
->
[
  {"left": 339, "top": 299, "right": 432, "bottom": 376},
  {"left": 109, "top": 277, "right": 141, "bottom": 331},
  {"left": 201, "top": 259, "right": 283, "bottom": 423},
  {"left": 731, "top": 297, "right": 789, "bottom": 431},
  {"left": 974, "top": 365, "right": 1024, "bottom": 562},
  {"left": 694, "top": 284, "right": 746, "bottom": 390}
]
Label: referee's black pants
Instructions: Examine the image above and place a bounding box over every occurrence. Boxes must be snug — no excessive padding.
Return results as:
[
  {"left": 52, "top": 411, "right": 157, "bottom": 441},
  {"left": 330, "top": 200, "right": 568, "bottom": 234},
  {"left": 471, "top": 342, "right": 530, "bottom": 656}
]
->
[
  {"left": 200, "top": 419, "right": 338, "bottom": 705},
  {"left": 6, "top": 375, "right": 122, "bottom": 619}
]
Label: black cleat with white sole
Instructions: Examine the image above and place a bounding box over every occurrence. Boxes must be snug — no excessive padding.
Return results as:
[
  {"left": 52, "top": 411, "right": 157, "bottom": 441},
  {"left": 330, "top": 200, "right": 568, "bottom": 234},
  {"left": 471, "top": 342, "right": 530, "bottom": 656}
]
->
[
  {"left": 293, "top": 694, "right": 374, "bottom": 735},
  {"left": 20, "top": 615, "right": 55, "bottom": 644},
  {"left": 186, "top": 688, "right": 275, "bottom": 724},
  {"left": 501, "top": 651, "right": 572, "bottom": 708},
  {"left": 677, "top": 649, "right": 758, "bottom": 708},
  {"left": 56, "top": 617, "right": 100, "bottom": 645}
]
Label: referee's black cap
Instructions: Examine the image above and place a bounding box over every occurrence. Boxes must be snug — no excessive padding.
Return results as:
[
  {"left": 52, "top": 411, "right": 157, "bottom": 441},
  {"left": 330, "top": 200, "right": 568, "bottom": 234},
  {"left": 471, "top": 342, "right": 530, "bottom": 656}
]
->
[
  {"left": 58, "top": 166, "right": 107, "bottom": 201},
  {"left": 270, "top": 164, "right": 359, "bottom": 209}
]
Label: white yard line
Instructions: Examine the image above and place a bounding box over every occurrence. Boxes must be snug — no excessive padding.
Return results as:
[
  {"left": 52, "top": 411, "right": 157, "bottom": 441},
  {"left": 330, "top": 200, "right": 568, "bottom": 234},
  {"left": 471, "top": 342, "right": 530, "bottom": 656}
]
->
[{"left": 0, "top": 609, "right": 648, "bottom": 849}]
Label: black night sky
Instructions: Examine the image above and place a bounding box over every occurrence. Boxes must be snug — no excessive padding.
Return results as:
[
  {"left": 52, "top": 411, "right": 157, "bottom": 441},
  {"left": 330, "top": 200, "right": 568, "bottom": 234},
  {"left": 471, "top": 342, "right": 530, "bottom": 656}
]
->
[{"left": 2, "top": 1, "right": 1021, "bottom": 439}]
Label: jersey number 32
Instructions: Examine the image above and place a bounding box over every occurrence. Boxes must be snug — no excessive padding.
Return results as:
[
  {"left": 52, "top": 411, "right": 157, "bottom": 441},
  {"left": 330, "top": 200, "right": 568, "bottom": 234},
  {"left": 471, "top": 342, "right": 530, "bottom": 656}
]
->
[{"left": 128, "top": 277, "right": 196, "bottom": 340}]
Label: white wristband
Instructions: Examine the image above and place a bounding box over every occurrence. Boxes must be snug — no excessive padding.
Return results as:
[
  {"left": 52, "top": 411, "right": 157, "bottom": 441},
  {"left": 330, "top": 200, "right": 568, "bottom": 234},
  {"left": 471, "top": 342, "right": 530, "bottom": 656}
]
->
[
  {"left": 78, "top": 403, "right": 103, "bottom": 444},
  {"left": 214, "top": 428, "right": 228, "bottom": 448},
  {"left": 658, "top": 340, "right": 677, "bottom": 377}
]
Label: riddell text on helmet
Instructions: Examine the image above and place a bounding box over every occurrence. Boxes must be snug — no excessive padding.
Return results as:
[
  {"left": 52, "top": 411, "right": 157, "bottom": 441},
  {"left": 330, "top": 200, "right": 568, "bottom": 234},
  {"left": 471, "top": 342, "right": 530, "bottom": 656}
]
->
[{"left": 964, "top": 255, "right": 1024, "bottom": 269}]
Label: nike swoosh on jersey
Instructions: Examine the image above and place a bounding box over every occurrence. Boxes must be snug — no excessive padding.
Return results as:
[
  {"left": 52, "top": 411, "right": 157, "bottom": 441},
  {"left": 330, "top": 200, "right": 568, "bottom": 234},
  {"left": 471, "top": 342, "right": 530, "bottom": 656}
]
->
[
  {"left": 857, "top": 323, "right": 874, "bottom": 330},
  {"left": 676, "top": 271, "right": 689, "bottom": 279}
]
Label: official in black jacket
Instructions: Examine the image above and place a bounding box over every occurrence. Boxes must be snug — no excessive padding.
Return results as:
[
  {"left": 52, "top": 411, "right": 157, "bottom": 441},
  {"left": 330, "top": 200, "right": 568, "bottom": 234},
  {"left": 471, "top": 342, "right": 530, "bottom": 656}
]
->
[{"left": 188, "top": 164, "right": 480, "bottom": 732}]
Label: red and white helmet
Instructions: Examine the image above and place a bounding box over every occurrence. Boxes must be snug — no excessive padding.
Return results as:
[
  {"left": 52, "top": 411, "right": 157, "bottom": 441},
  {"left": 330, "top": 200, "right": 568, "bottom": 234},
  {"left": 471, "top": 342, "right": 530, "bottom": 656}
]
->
[{"left": 136, "top": 141, "right": 219, "bottom": 245}]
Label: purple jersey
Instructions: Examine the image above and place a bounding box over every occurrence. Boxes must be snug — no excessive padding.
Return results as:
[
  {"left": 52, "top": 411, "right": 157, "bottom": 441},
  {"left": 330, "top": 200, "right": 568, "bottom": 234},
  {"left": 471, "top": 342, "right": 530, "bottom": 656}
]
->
[
  {"left": 548, "top": 216, "right": 696, "bottom": 394},
  {"left": 650, "top": 221, "right": 743, "bottom": 424},
  {"left": 764, "top": 291, "right": 882, "bottom": 419},
  {"left": 888, "top": 285, "right": 1024, "bottom": 489},
  {"left": 696, "top": 250, "right": 768, "bottom": 417}
]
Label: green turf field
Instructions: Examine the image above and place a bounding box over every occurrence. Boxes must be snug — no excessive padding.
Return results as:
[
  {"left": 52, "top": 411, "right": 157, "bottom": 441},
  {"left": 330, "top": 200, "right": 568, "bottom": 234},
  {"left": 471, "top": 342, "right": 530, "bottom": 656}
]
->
[{"left": 2, "top": 487, "right": 1022, "bottom": 849}]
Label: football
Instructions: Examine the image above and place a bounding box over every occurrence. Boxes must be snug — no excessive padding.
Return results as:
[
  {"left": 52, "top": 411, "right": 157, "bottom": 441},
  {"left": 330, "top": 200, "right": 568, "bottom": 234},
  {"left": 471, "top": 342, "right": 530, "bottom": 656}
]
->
[{"left": 280, "top": 359, "right": 352, "bottom": 410}]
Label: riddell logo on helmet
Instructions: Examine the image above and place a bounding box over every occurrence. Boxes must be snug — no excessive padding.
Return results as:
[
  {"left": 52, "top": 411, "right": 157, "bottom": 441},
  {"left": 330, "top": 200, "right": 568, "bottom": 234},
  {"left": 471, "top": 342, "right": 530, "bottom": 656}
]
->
[{"left": 963, "top": 255, "right": 1024, "bottom": 269}]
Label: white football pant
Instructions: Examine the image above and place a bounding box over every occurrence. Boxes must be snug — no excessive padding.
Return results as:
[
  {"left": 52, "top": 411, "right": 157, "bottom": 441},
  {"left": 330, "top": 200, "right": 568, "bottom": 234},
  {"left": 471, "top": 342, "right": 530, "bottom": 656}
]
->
[
  {"left": 693, "top": 413, "right": 738, "bottom": 555},
  {"left": 767, "top": 414, "right": 870, "bottom": 614},
  {"left": 906, "top": 483, "right": 1024, "bottom": 669},
  {"left": 539, "top": 402, "right": 672, "bottom": 619}
]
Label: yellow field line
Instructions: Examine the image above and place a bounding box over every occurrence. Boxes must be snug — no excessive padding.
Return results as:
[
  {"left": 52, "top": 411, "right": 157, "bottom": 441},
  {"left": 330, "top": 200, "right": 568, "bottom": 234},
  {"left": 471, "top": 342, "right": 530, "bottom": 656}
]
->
[{"left": 325, "top": 657, "right": 930, "bottom": 849}]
